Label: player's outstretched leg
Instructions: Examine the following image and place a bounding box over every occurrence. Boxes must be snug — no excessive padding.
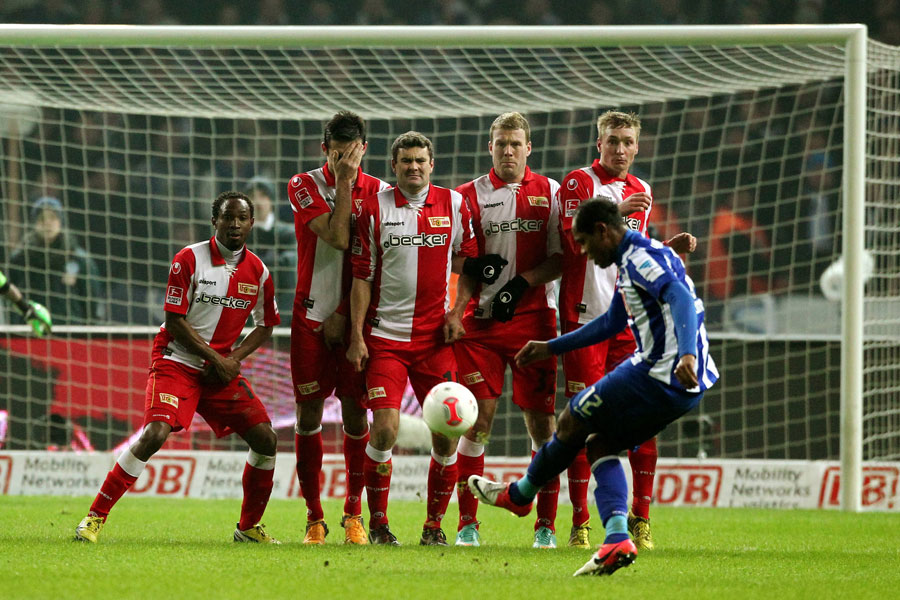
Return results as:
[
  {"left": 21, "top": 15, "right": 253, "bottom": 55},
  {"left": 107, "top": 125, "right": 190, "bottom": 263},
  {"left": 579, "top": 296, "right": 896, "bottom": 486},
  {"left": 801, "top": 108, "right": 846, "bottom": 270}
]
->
[
  {"left": 466, "top": 476, "right": 533, "bottom": 517},
  {"left": 574, "top": 455, "right": 636, "bottom": 577}
]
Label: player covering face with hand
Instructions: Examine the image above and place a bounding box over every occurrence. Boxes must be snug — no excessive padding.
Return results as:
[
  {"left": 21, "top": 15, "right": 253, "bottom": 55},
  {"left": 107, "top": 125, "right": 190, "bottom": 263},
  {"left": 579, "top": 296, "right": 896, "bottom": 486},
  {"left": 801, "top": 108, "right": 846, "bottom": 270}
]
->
[
  {"left": 469, "top": 198, "right": 717, "bottom": 577},
  {"left": 288, "top": 111, "right": 390, "bottom": 545}
]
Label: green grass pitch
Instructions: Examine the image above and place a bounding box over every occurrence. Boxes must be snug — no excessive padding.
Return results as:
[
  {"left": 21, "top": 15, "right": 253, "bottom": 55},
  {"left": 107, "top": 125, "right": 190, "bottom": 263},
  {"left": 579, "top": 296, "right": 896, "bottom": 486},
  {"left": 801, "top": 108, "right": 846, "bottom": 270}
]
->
[{"left": 2, "top": 496, "right": 898, "bottom": 599}]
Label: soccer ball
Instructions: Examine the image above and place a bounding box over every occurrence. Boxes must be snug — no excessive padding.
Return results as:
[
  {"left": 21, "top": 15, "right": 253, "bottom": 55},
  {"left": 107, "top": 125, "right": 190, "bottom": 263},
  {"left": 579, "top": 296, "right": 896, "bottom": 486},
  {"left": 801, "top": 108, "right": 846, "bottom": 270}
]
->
[{"left": 422, "top": 381, "right": 478, "bottom": 437}]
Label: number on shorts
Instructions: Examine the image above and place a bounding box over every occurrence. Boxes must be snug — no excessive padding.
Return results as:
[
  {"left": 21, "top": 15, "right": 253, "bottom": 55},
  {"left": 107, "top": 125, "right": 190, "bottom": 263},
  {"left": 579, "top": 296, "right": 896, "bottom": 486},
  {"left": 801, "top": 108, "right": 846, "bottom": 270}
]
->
[
  {"left": 573, "top": 385, "right": 602, "bottom": 418},
  {"left": 238, "top": 379, "right": 255, "bottom": 400}
]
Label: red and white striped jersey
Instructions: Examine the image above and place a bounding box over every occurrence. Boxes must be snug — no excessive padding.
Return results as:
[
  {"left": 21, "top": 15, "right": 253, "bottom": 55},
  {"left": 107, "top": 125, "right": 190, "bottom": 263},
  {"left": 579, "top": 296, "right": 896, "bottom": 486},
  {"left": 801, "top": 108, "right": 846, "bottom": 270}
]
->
[
  {"left": 288, "top": 164, "right": 390, "bottom": 324},
  {"left": 456, "top": 167, "right": 561, "bottom": 319},
  {"left": 558, "top": 159, "right": 652, "bottom": 324},
  {"left": 154, "top": 237, "right": 280, "bottom": 370},
  {"left": 352, "top": 185, "right": 478, "bottom": 342}
]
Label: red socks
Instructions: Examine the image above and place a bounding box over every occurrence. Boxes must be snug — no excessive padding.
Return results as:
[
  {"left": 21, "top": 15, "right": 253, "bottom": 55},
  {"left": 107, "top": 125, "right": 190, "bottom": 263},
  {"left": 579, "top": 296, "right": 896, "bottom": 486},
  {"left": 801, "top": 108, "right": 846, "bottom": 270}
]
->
[
  {"left": 567, "top": 449, "right": 591, "bottom": 526},
  {"left": 628, "top": 437, "right": 658, "bottom": 519},
  {"left": 295, "top": 429, "right": 324, "bottom": 522},
  {"left": 239, "top": 460, "right": 274, "bottom": 531},
  {"left": 456, "top": 449, "right": 484, "bottom": 531},
  {"left": 533, "top": 449, "right": 559, "bottom": 533},
  {"left": 364, "top": 448, "right": 392, "bottom": 528},
  {"left": 343, "top": 429, "right": 369, "bottom": 517},
  {"left": 425, "top": 454, "right": 458, "bottom": 529},
  {"left": 89, "top": 463, "right": 137, "bottom": 519}
]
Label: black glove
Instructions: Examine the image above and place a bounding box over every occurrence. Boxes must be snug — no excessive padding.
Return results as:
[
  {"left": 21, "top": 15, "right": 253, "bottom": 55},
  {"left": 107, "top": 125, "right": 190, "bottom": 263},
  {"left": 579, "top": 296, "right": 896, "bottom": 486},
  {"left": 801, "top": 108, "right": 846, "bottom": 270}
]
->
[
  {"left": 490, "top": 275, "right": 529, "bottom": 323},
  {"left": 462, "top": 254, "right": 508, "bottom": 285}
]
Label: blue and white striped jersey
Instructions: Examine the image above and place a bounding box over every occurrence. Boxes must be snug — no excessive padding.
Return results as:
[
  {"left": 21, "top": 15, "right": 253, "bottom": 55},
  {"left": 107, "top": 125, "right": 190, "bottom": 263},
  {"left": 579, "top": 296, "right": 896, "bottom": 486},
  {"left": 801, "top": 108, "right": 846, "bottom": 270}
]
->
[{"left": 616, "top": 230, "right": 719, "bottom": 392}]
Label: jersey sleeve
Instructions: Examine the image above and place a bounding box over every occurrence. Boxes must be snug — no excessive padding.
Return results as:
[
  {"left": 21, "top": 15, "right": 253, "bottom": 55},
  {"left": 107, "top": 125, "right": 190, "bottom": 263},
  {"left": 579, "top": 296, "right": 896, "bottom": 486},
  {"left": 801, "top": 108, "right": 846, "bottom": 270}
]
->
[
  {"left": 163, "top": 247, "right": 196, "bottom": 315},
  {"left": 557, "top": 170, "right": 592, "bottom": 258},
  {"left": 545, "top": 178, "right": 562, "bottom": 257},
  {"left": 251, "top": 264, "right": 281, "bottom": 328},
  {"left": 351, "top": 195, "right": 379, "bottom": 282},
  {"left": 288, "top": 173, "right": 331, "bottom": 226},
  {"left": 452, "top": 189, "right": 478, "bottom": 258}
]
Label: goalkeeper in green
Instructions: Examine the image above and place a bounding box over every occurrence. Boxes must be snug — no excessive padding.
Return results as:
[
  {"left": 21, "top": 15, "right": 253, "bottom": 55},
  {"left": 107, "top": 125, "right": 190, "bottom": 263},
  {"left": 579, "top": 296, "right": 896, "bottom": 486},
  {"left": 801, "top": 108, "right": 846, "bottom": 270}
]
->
[{"left": 0, "top": 268, "right": 52, "bottom": 336}]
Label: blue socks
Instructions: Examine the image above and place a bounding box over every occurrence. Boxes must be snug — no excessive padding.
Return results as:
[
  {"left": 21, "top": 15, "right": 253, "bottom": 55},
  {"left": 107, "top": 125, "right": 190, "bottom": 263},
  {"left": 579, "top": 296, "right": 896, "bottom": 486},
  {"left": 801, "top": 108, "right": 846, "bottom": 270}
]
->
[
  {"left": 592, "top": 456, "right": 630, "bottom": 544},
  {"left": 510, "top": 433, "right": 581, "bottom": 505}
]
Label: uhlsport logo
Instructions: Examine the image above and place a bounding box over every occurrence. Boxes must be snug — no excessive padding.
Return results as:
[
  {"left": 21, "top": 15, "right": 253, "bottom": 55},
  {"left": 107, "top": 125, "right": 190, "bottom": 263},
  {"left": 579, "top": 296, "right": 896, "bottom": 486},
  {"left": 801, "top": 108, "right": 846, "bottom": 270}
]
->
[
  {"left": 383, "top": 233, "right": 447, "bottom": 248},
  {"left": 485, "top": 219, "right": 543, "bottom": 236}
]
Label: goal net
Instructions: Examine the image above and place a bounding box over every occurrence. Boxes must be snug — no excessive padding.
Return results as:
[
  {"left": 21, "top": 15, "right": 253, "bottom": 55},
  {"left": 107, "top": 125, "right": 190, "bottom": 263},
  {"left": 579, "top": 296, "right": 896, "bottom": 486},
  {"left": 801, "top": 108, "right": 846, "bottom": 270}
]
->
[{"left": 0, "top": 26, "right": 895, "bottom": 487}]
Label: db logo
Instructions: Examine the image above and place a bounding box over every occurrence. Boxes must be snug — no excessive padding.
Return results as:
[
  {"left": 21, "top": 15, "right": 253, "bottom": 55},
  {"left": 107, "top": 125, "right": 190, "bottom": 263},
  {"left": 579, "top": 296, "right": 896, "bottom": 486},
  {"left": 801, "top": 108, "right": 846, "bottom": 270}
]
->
[
  {"left": 0, "top": 455, "right": 11, "bottom": 495},
  {"left": 130, "top": 455, "right": 196, "bottom": 496},
  {"left": 819, "top": 466, "right": 899, "bottom": 509},
  {"left": 654, "top": 465, "right": 723, "bottom": 507},
  {"left": 287, "top": 458, "right": 345, "bottom": 499},
  {"left": 483, "top": 460, "right": 529, "bottom": 483}
]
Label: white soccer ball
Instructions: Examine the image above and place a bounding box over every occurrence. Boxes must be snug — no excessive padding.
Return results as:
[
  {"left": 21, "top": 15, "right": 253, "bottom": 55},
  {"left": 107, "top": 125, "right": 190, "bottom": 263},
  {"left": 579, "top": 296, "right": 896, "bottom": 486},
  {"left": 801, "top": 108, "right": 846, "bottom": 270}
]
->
[{"left": 422, "top": 381, "right": 478, "bottom": 438}]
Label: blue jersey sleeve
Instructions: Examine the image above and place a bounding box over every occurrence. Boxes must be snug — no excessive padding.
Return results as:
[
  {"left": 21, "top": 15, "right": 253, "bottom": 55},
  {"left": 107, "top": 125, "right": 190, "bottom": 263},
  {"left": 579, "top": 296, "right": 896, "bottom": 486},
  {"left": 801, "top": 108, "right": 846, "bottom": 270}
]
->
[
  {"left": 548, "top": 291, "right": 628, "bottom": 354},
  {"left": 661, "top": 280, "right": 698, "bottom": 357}
]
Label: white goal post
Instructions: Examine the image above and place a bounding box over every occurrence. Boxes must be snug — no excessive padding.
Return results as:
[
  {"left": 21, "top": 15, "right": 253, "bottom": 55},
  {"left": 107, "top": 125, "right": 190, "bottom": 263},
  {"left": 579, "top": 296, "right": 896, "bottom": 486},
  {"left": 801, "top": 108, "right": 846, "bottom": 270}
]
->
[{"left": 0, "top": 24, "right": 892, "bottom": 512}]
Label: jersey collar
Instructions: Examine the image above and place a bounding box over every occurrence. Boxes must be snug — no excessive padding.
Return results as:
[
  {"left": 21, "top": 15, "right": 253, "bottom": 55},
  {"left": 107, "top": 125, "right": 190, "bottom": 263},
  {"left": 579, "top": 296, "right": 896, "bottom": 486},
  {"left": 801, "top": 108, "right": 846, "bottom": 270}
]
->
[
  {"left": 322, "top": 163, "right": 364, "bottom": 191},
  {"left": 591, "top": 159, "right": 633, "bottom": 185},
  {"left": 488, "top": 166, "right": 533, "bottom": 189},
  {"left": 209, "top": 236, "right": 245, "bottom": 266},
  {"left": 615, "top": 229, "right": 640, "bottom": 265},
  {"left": 393, "top": 184, "right": 434, "bottom": 207}
]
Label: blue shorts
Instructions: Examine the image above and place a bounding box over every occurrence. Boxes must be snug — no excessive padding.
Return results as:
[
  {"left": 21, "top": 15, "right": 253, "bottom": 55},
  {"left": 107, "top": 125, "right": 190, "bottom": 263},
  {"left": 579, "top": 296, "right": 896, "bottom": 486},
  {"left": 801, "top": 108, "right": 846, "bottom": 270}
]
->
[{"left": 567, "top": 361, "right": 702, "bottom": 453}]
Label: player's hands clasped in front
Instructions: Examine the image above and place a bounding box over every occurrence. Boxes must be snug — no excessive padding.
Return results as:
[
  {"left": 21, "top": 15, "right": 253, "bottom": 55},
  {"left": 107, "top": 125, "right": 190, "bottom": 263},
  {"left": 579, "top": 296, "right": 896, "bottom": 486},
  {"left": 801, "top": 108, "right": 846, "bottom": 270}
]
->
[
  {"left": 490, "top": 275, "right": 529, "bottom": 323},
  {"left": 22, "top": 300, "right": 52, "bottom": 337},
  {"left": 674, "top": 354, "right": 698, "bottom": 388},
  {"left": 618, "top": 191, "right": 651, "bottom": 215},
  {"left": 462, "top": 254, "right": 509, "bottom": 285},
  {"left": 333, "top": 141, "right": 365, "bottom": 183},
  {"left": 204, "top": 355, "right": 241, "bottom": 384},
  {"left": 666, "top": 232, "right": 697, "bottom": 254},
  {"left": 515, "top": 340, "right": 551, "bottom": 367},
  {"left": 443, "top": 310, "right": 466, "bottom": 344},
  {"left": 346, "top": 336, "right": 369, "bottom": 372}
]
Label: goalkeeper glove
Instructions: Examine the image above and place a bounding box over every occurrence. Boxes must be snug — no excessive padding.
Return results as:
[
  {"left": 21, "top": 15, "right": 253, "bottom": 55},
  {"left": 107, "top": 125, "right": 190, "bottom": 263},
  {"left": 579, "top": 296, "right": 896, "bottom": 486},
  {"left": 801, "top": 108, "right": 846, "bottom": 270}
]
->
[
  {"left": 19, "top": 300, "right": 52, "bottom": 337},
  {"left": 490, "top": 275, "right": 529, "bottom": 323},
  {"left": 462, "top": 254, "right": 508, "bottom": 285}
]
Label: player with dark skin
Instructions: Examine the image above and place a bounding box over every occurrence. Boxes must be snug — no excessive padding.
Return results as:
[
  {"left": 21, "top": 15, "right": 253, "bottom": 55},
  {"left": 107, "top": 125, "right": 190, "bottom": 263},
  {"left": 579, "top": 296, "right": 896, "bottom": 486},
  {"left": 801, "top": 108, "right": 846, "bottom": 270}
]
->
[{"left": 131, "top": 197, "right": 277, "bottom": 463}]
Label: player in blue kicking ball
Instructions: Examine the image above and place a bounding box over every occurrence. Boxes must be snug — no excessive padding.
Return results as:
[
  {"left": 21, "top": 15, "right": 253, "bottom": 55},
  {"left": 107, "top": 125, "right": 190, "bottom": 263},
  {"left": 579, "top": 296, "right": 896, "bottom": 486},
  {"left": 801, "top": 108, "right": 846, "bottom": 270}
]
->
[{"left": 469, "top": 197, "right": 718, "bottom": 576}]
